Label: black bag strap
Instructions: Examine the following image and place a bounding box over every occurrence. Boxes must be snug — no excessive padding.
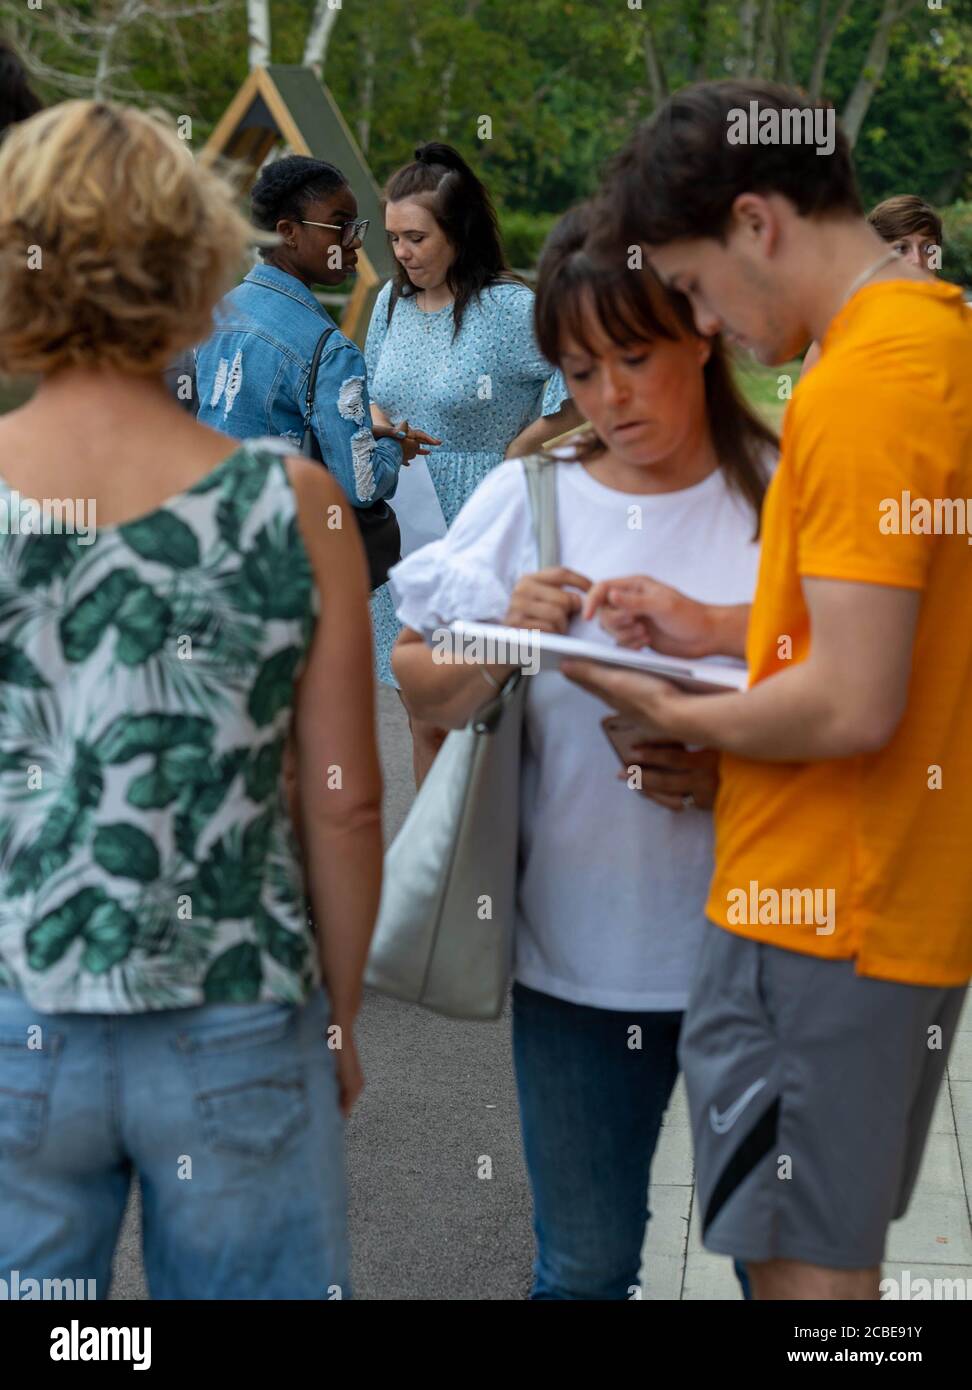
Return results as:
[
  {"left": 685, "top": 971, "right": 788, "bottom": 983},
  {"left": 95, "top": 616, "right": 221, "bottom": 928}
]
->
[
  {"left": 302, "top": 325, "right": 336, "bottom": 433},
  {"left": 249, "top": 276, "right": 336, "bottom": 434}
]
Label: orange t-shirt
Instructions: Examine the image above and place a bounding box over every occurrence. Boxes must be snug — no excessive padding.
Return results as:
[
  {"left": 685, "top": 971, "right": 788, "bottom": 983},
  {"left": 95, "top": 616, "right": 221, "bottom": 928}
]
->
[{"left": 706, "top": 279, "right": 972, "bottom": 986}]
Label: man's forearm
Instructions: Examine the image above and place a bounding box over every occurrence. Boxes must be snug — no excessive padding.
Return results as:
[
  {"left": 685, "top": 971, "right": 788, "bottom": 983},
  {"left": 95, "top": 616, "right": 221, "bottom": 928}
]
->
[
  {"left": 661, "top": 659, "right": 884, "bottom": 762},
  {"left": 569, "top": 577, "right": 916, "bottom": 765}
]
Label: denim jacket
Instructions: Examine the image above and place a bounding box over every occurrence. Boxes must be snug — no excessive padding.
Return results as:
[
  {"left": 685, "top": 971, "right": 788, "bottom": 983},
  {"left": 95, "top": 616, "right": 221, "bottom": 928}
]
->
[{"left": 195, "top": 263, "right": 401, "bottom": 505}]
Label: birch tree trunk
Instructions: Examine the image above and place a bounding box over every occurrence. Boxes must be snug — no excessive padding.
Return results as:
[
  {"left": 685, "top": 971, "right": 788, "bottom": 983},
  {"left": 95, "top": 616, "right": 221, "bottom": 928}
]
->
[
  {"left": 841, "top": 0, "right": 921, "bottom": 146},
  {"left": 739, "top": 0, "right": 759, "bottom": 77},
  {"left": 406, "top": 1, "right": 424, "bottom": 63},
  {"left": 94, "top": 0, "right": 140, "bottom": 97},
  {"left": 438, "top": 0, "right": 482, "bottom": 140},
  {"left": 808, "top": 0, "right": 853, "bottom": 101},
  {"left": 357, "top": 31, "right": 375, "bottom": 154},
  {"left": 303, "top": 0, "right": 341, "bottom": 78},
  {"left": 643, "top": 24, "right": 668, "bottom": 109},
  {"left": 247, "top": 0, "right": 270, "bottom": 69}
]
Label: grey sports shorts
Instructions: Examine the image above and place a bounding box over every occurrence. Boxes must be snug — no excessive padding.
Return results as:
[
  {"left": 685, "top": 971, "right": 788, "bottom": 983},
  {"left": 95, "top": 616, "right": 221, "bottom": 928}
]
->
[{"left": 679, "top": 923, "right": 965, "bottom": 1269}]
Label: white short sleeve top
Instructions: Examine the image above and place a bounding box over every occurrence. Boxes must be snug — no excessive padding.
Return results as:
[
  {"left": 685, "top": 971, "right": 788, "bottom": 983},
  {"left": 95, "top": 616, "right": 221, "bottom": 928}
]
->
[{"left": 389, "top": 457, "right": 764, "bottom": 1011}]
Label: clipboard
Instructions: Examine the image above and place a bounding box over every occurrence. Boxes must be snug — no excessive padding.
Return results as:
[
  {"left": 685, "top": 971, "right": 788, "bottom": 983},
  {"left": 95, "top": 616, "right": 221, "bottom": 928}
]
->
[{"left": 447, "top": 621, "right": 749, "bottom": 694}]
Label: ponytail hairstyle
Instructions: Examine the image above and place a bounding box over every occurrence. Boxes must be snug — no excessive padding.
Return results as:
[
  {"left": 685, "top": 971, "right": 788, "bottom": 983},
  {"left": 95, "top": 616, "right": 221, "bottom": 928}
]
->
[
  {"left": 534, "top": 203, "right": 775, "bottom": 536},
  {"left": 251, "top": 154, "right": 348, "bottom": 257},
  {"left": 383, "top": 141, "right": 518, "bottom": 337}
]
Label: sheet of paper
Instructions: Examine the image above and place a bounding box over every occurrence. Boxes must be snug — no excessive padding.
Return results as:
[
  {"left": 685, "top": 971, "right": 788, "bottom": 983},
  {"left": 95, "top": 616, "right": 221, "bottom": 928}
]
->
[
  {"left": 448, "top": 621, "right": 749, "bottom": 693},
  {"left": 392, "top": 459, "right": 448, "bottom": 556}
]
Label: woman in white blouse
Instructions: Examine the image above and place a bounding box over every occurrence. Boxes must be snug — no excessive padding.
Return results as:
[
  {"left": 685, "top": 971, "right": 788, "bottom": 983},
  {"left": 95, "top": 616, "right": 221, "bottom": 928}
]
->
[{"left": 390, "top": 204, "right": 777, "bottom": 1300}]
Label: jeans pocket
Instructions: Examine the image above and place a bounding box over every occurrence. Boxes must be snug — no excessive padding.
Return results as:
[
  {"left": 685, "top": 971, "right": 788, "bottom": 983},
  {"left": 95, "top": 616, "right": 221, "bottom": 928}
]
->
[
  {"left": 0, "top": 1023, "right": 62, "bottom": 1158},
  {"left": 172, "top": 1004, "right": 310, "bottom": 1161}
]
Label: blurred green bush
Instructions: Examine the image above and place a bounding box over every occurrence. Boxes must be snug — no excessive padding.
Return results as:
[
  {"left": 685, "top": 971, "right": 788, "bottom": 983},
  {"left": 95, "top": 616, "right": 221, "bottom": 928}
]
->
[
  {"left": 498, "top": 209, "right": 560, "bottom": 273},
  {"left": 941, "top": 203, "right": 972, "bottom": 291}
]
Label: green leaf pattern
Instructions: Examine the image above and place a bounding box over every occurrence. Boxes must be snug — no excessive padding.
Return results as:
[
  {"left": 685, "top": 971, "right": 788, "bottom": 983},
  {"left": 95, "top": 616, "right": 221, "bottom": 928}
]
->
[{"left": 0, "top": 446, "right": 320, "bottom": 1011}]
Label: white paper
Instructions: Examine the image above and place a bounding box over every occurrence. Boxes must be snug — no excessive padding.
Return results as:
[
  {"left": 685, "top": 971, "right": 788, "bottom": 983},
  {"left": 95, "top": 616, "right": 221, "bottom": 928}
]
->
[
  {"left": 448, "top": 621, "right": 749, "bottom": 694},
  {"left": 392, "top": 459, "right": 448, "bottom": 556}
]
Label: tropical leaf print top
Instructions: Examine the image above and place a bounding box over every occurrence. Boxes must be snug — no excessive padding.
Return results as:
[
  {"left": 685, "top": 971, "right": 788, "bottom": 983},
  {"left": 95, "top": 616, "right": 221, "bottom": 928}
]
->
[{"left": 0, "top": 443, "right": 319, "bottom": 1013}]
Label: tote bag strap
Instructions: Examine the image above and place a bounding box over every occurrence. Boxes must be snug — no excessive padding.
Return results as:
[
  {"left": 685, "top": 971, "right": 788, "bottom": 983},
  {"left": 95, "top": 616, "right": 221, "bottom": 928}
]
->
[
  {"left": 471, "top": 453, "right": 558, "bottom": 730},
  {"left": 520, "top": 453, "right": 560, "bottom": 569}
]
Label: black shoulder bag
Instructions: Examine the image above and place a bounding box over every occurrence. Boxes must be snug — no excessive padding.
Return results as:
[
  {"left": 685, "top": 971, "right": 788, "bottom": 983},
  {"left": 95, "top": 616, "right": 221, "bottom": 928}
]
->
[{"left": 301, "top": 325, "right": 401, "bottom": 592}]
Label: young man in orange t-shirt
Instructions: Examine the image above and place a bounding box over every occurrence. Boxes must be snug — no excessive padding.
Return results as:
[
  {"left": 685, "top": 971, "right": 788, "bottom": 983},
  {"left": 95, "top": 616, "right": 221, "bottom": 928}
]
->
[{"left": 564, "top": 79, "right": 972, "bottom": 1300}]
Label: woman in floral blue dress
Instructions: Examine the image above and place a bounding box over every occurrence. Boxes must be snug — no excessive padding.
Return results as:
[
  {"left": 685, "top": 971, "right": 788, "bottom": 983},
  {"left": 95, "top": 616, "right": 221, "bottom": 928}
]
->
[{"left": 365, "top": 142, "right": 579, "bottom": 780}]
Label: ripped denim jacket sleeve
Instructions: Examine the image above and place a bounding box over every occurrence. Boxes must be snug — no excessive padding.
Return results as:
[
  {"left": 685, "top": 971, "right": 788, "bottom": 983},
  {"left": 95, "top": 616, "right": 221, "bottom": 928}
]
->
[{"left": 309, "top": 340, "right": 402, "bottom": 506}]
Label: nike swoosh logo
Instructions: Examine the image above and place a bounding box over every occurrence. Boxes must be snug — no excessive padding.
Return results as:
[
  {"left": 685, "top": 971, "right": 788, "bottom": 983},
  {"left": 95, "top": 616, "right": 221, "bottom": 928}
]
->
[{"left": 709, "top": 1077, "right": 768, "bottom": 1134}]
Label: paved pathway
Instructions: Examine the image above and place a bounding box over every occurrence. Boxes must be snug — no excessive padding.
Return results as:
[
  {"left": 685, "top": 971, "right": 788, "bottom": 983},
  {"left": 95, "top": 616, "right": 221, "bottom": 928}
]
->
[
  {"left": 109, "top": 686, "right": 534, "bottom": 1300},
  {"left": 108, "top": 686, "right": 972, "bottom": 1299}
]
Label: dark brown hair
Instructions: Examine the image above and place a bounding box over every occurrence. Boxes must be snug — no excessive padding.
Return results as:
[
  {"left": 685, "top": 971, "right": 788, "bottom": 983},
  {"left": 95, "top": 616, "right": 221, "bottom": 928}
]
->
[
  {"left": 535, "top": 204, "right": 776, "bottom": 535},
  {"left": 604, "top": 79, "right": 862, "bottom": 249},
  {"left": 868, "top": 194, "right": 942, "bottom": 248},
  {"left": 0, "top": 42, "right": 42, "bottom": 140},
  {"left": 383, "top": 141, "right": 519, "bottom": 337}
]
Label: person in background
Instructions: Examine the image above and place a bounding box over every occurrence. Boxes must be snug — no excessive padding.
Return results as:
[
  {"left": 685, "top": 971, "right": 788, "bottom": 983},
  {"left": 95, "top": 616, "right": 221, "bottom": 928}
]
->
[
  {"left": 868, "top": 194, "right": 943, "bottom": 271},
  {"left": 801, "top": 193, "right": 942, "bottom": 377},
  {"left": 195, "top": 156, "right": 434, "bottom": 513},
  {"left": 365, "top": 141, "right": 582, "bottom": 784},
  {"left": 0, "top": 40, "right": 42, "bottom": 139},
  {"left": 390, "top": 202, "right": 774, "bottom": 1299},
  {"left": 0, "top": 101, "right": 380, "bottom": 1298}
]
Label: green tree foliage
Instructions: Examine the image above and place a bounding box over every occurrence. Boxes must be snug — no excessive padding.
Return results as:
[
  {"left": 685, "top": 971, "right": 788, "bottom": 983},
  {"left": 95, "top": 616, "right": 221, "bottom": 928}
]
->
[
  {"left": 3, "top": 0, "right": 970, "bottom": 233},
  {"left": 941, "top": 202, "right": 972, "bottom": 287}
]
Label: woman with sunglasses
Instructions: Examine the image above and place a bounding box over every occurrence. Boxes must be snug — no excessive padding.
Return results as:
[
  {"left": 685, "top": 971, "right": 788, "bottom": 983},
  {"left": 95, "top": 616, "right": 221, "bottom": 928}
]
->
[{"left": 196, "top": 156, "right": 436, "bottom": 516}]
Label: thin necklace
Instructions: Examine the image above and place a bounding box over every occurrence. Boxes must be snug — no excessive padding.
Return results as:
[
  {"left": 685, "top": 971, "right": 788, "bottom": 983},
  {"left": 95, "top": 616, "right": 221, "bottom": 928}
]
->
[
  {"left": 840, "top": 248, "right": 899, "bottom": 308},
  {"left": 417, "top": 287, "right": 449, "bottom": 328}
]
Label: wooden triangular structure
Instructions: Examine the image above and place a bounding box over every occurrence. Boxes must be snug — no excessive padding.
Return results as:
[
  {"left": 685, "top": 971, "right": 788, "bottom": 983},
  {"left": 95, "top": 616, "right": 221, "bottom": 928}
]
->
[{"left": 200, "top": 65, "right": 391, "bottom": 345}]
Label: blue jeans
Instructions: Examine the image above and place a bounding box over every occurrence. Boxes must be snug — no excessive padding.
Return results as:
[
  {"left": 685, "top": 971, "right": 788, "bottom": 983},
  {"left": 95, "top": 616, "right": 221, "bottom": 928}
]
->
[
  {"left": 0, "top": 986, "right": 349, "bottom": 1299},
  {"left": 511, "top": 982, "right": 682, "bottom": 1300}
]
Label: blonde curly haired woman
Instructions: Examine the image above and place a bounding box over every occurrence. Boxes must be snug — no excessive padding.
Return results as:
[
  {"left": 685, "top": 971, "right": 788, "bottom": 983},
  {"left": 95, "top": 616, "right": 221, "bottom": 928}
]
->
[{"left": 0, "top": 102, "right": 381, "bottom": 1298}]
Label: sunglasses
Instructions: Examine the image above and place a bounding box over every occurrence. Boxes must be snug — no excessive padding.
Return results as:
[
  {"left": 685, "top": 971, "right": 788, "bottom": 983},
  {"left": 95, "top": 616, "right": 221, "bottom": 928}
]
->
[{"left": 300, "top": 218, "right": 370, "bottom": 247}]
